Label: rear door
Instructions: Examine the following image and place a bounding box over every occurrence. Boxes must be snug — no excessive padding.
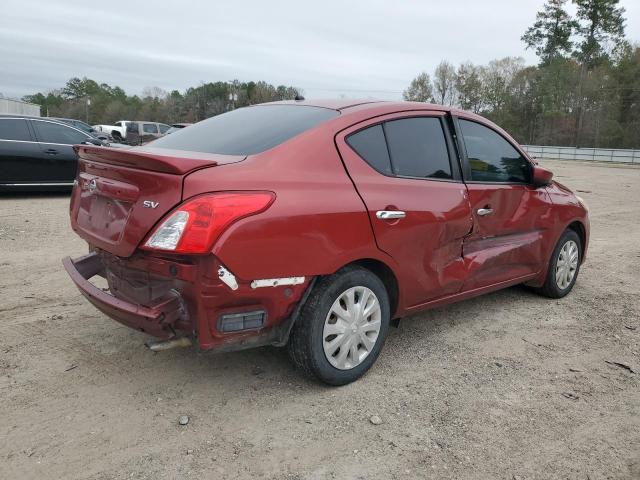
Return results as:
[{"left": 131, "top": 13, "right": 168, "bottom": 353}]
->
[
  {"left": 336, "top": 111, "right": 472, "bottom": 308},
  {"left": 454, "top": 116, "right": 551, "bottom": 290},
  {"left": 31, "top": 119, "right": 90, "bottom": 183},
  {"left": 125, "top": 122, "right": 141, "bottom": 145},
  {"left": 0, "top": 117, "right": 43, "bottom": 185}
]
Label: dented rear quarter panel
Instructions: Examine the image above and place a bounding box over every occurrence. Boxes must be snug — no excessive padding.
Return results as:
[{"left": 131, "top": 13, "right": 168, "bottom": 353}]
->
[{"left": 182, "top": 125, "right": 392, "bottom": 282}]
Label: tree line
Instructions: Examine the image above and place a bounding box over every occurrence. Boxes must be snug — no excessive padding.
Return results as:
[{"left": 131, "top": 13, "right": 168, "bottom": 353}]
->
[
  {"left": 403, "top": 0, "right": 639, "bottom": 148},
  {"left": 21, "top": 0, "right": 638, "bottom": 148},
  {"left": 23, "top": 79, "right": 301, "bottom": 126}
]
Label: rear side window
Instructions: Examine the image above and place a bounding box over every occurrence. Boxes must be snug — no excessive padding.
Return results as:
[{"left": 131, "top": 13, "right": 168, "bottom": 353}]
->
[
  {"left": 346, "top": 125, "right": 392, "bottom": 175},
  {"left": 459, "top": 119, "right": 531, "bottom": 183},
  {"left": 346, "top": 117, "right": 452, "bottom": 180},
  {"left": 0, "top": 118, "right": 32, "bottom": 141},
  {"left": 32, "top": 120, "right": 87, "bottom": 145},
  {"left": 143, "top": 123, "right": 159, "bottom": 134},
  {"left": 384, "top": 118, "right": 452, "bottom": 179},
  {"left": 151, "top": 105, "right": 339, "bottom": 155}
]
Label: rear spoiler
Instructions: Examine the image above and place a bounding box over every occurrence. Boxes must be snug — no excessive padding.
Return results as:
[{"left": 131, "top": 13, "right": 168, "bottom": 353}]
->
[{"left": 75, "top": 145, "right": 245, "bottom": 175}]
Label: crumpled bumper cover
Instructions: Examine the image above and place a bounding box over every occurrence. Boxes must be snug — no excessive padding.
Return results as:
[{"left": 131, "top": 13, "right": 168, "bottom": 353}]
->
[{"left": 62, "top": 252, "right": 183, "bottom": 339}]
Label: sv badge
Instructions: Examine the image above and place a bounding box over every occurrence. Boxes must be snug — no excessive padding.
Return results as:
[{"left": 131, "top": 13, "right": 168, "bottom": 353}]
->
[{"left": 143, "top": 200, "right": 159, "bottom": 209}]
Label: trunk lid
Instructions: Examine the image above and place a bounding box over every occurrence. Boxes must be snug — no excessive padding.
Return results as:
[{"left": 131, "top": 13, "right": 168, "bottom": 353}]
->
[{"left": 70, "top": 145, "right": 245, "bottom": 257}]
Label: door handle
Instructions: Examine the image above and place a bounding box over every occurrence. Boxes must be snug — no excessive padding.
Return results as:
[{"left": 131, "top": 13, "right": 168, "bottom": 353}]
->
[
  {"left": 44, "top": 148, "right": 59, "bottom": 155},
  {"left": 376, "top": 210, "right": 406, "bottom": 220},
  {"left": 477, "top": 208, "right": 493, "bottom": 216}
]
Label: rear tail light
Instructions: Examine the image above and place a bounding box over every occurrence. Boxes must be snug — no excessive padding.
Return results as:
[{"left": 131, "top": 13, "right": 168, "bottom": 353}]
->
[{"left": 142, "top": 192, "right": 275, "bottom": 254}]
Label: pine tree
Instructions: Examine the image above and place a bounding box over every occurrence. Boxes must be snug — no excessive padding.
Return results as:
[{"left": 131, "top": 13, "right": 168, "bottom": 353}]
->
[
  {"left": 522, "top": 0, "right": 577, "bottom": 65},
  {"left": 573, "top": 0, "right": 626, "bottom": 68}
]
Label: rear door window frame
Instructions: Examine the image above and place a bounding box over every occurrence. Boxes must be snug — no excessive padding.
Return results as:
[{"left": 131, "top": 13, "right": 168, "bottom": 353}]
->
[
  {"left": 0, "top": 117, "right": 36, "bottom": 142},
  {"left": 31, "top": 119, "right": 90, "bottom": 145},
  {"left": 343, "top": 111, "right": 463, "bottom": 183}
]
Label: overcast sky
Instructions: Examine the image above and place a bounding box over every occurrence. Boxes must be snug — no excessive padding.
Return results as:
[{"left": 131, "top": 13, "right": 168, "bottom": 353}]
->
[{"left": 1, "top": 0, "right": 638, "bottom": 100}]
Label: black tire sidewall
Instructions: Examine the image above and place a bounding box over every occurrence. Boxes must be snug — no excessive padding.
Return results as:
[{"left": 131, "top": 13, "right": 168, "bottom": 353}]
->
[
  {"left": 547, "top": 229, "right": 582, "bottom": 297},
  {"left": 306, "top": 268, "right": 390, "bottom": 385}
]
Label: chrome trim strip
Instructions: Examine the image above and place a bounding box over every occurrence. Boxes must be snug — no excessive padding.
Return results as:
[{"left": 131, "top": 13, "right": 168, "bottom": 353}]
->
[
  {"left": 250, "top": 277, "right": 305, "bottom": 289},
  {"left": 0, "top": 139, "right": 92, "bottom": 147},
  {"left": 0, "top": 139, "right": 38, "bottom": 144},
  {"left": 1, "top": 182, "right": 74, "bottom": 186}
]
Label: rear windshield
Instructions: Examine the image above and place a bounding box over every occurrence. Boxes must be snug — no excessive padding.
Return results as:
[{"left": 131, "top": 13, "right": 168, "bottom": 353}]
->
[{"left": 151, "top": 105, "right": 339, "bottom": 155}]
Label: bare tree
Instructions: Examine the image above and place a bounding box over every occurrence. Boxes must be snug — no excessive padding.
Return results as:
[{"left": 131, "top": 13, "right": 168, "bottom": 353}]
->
[
  {"left": 142, "top": 86, "right": 168, "bottom": 99},
  {"left": 433, "top": 60, "right": 457, "bottom": 105},
  {"left": 455, "top": 62, "right": 484, "bottom": 113}
]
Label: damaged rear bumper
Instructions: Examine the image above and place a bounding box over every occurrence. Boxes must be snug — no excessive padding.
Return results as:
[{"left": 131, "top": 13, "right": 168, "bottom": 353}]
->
[
  {"left": 63, "top": 251, "right": 313, "bottom": 351},
  {"left": 62, "top": 252, "right": 186, "bottom": 339}
]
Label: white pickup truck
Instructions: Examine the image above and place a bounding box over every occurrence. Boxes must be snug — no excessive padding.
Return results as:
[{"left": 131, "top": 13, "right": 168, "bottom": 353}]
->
[{"left": 93, "top": 121, "right": 171, "bottom": 144}]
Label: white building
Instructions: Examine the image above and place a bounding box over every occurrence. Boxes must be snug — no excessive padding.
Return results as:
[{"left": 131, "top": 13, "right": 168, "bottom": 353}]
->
[{"left": 0, "top": 98, "right": 41, "bottom": 116}]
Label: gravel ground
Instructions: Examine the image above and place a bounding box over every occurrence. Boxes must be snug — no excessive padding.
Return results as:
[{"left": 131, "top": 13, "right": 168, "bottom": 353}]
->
[{"left": 1, "top": 160, "right": 638, "bottom": 480}]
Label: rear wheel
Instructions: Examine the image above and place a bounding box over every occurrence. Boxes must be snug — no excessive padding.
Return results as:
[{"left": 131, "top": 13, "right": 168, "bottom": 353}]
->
[
  {"left": 287, "top": 266, "right": 390, "bottom": 385},
  {"left": 536, "top": 229, "right": 582, "bottom": 298}
]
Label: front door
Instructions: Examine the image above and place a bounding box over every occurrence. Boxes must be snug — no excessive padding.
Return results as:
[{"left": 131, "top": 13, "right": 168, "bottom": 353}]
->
[
  {"left": 336, "top": 111, "right": 472, "bottom": 308},
  {"left": 455, "top": 117, "right": 552, "bottom": 290},
  {"left": 0, "top": 117, "right": 44, "bottom": 185}
]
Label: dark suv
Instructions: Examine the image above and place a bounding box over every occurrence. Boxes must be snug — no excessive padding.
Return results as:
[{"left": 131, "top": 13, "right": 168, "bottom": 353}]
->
[{"left": 0, "top": 115, "right": 103, "bottom": 190}]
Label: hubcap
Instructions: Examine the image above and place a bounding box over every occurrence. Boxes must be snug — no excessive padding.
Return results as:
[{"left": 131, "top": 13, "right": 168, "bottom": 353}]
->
[
  {"left": 555, "top": 240, "right": 579, "bottom": 290},
  {"left": 322, "top": 286, "right": 382, "bottom": 370}
]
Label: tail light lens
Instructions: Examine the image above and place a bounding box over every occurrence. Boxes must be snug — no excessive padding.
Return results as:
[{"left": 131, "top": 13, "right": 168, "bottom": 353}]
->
[{"left": 142, "top": 192, "right": 275, "bottom": 254}]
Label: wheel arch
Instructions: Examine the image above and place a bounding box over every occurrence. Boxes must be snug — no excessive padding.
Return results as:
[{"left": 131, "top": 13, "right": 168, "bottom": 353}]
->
[
  {"left": 342, "top": 258, "right": 400, "bottom": 318},
  {"left": 567, "top": 220, "right": 586, "bottom": 261}
]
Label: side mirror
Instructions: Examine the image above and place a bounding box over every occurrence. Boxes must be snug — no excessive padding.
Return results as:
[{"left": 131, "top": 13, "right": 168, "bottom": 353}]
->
[
  {"left": 83, "top": 138, "right": 103, "bottom": 146},
  {"left": 532, "top": 165, "right": 553, "bottom": 187}
]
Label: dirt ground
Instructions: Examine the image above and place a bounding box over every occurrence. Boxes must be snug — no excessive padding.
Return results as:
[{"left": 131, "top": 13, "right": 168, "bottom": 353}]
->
[{"left": 0, "top": 159, "right": 638, "bottom": 480}]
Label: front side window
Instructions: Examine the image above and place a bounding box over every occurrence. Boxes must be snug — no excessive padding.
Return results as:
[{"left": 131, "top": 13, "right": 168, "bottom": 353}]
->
[
  {"left": 459, "top": 119, "right": 531, "bottom": 183},
  {"left": 73, "top": 121, "right": 92, "bottom": 133},
  {"left": 158, "top": 124, "right": 171, "bottom": 134},
  {"left": 143, "top": 123, "right": 159, "bottom": 134},
  {"left": 346, "top": 116, "right": 452, "bottom": 180},
  {"left": 32, "top": 120, "right": 87, "bottom": 145},
  {"left": 0, "top": 118, "right": 32, "bottom": 141}
]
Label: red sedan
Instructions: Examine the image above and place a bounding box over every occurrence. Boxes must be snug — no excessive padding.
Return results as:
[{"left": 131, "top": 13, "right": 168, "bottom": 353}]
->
[{"left": 63, "top": 100, "right": 589, "bottom": 385}]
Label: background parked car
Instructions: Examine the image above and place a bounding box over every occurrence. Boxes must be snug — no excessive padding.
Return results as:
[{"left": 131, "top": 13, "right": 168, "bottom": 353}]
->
[
  {"left": 52, "top": 117, "right": 113, "bottom": 142},
  {"left": 164, "top": 123, "right": 193, "bottom": 135},
  {"left": 0, "top": 115, "right": 104, "bottom": 190},
  {"left": 93, "top": 120, "right": 171, "bottom": 144}
]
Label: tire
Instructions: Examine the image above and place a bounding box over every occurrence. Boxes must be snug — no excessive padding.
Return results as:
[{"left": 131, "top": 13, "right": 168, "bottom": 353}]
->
[
  {"left": 287, "top": 265, "right": 391, "bottom": 385},
  {"left": 536, "top": 229, "right": 582, "bottom": 298}
]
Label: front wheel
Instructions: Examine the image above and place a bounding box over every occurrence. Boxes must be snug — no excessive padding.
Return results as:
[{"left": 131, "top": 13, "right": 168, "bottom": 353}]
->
[
  {"left": 287, "top": 266, "right": 390, "bottom": 385},
  {"left": 536, "top": 229, "right": 582, "bottom": 298}
]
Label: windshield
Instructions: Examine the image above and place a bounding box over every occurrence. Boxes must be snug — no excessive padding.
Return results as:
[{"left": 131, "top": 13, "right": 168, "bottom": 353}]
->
[{"left": 151, "top": 105, "right": 339, "bottom": 155}]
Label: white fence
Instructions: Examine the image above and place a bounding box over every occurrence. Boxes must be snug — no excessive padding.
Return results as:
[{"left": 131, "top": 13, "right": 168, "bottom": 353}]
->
[{"left": 522, "top": 145, "right": 639, "bottom": 164}]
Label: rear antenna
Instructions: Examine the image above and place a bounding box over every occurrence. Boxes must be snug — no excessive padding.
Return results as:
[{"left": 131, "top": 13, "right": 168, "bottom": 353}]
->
[{"left": 294, "top": 94, "right": 305, "bottom": 101}]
